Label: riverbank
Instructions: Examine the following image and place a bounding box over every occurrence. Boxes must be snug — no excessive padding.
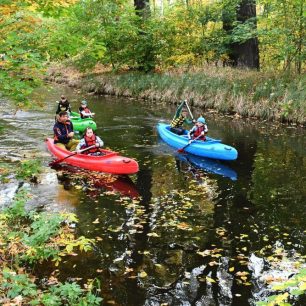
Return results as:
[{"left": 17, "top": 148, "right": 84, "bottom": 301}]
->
[{"left": 46, "top": 64, "right": 306, "bottom": 126}]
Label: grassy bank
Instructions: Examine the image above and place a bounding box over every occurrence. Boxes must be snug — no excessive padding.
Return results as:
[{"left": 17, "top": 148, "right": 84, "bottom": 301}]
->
[{"left": 47, "top": 65, "right": 306, "bottom": 125}]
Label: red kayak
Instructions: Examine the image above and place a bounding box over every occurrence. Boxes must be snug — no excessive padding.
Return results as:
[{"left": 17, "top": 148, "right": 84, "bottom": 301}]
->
[{"left": 46, "top": 138, "right": 139, "bottom": 175}]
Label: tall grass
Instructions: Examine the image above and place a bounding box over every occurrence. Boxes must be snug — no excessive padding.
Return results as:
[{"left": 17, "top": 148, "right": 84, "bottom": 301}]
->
[{"left": 47, "top": 65, "right": 306, "bottom": 124}]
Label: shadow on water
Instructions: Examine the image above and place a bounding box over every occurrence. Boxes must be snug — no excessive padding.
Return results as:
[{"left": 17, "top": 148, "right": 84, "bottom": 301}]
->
[{"left": 1, "top": 85, "right": 306, "bottom": 305}]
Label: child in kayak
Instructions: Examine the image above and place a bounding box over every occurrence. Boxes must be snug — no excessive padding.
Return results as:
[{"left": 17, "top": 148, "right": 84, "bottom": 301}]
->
[
  {"left": 188, "top": 117, "right": 208, "bottom": 141},
  {"left": 79, "top": 100, "right": 95, "bottom": 119},
  {"left": 76, "top": 127, "right": 103, "bottom": 155},
  {"left": 55, "top": 95, "right": 71, "bottom": 121},
  {"left": 56, "top": 95, "right": 71, "bottom": 114}
]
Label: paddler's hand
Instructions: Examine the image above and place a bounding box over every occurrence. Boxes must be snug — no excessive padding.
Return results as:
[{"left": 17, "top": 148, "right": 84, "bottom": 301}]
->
[
  {"left": 68, "top": 132, "right": 74, "bottom": 138},
  {"left": 95, "top": 143, "right": 100, "bottom": 147}
]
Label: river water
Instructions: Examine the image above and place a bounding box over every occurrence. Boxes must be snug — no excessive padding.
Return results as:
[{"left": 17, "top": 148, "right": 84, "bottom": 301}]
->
[{"left": 0, "top": 84, "right": 305, "bottom": 305}]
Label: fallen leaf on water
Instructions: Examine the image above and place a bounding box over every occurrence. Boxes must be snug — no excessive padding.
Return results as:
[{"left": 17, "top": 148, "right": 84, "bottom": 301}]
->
[
  {"left": 197, "top": 250, "right": 210, "bottom": 257},
  {"left": 208, "top": 261, "right": 219, "bottom": 266},
  {"left": 206, "top": 276, "right": 216, "bottom": 283},
  {"left": 92, "top": 218, "right": 100, "bottom": 224},
  {"left": 147, "top": 232, "right": 160, "bottom": 237},
  {"left": 138, "top": 271, "right": 148, "bottom": 278}
]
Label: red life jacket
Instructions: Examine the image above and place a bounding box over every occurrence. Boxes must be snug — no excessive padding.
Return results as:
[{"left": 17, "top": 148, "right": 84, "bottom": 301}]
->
[
  {"left": 80, "top": 107, "right": 91, "bottom": 118},
  {"left": 193, "top": 125, "right": 206, "bottom": 141},
  {"left": 81, "top": 134, "right": 98, "bottom": 154}
]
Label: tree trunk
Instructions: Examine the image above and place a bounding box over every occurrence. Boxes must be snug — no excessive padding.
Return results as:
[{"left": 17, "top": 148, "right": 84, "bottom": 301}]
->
[
  {"left": 134, "top": 0, "right": 150, "bottom": 17},
  {"left": 223, "top": 0, "right": 260, "bottom": 69},
  {"left": 296, "top": 0, "right": 303, "bottom": 74},
  {"left": 133, "top": 0, "right": 154, "bottom": 72}
]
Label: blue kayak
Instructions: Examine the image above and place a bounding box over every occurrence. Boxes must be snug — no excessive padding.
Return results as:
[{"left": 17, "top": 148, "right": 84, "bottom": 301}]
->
[{"left": 157, "top": 123, "right": 238, "bottom": 161}]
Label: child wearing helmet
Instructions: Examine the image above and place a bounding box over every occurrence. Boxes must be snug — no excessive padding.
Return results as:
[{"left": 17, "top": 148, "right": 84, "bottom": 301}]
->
[
  {"left": 79, "top": 100, "right": 95, "bottom": 119},
  {"left": 188, "top": 117, "right": 208, "bottom": 141}
]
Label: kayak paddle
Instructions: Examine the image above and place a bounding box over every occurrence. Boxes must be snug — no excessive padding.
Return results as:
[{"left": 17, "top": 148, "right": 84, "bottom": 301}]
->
[
  {"left": 184, "top": 99, "right": 194, "bottom": 121},
  {"left": 49, "top": 144, "right": 96, "bottom": 166},
  {"left": 177, "top": 134, "right": 202, "bottom": 153}
]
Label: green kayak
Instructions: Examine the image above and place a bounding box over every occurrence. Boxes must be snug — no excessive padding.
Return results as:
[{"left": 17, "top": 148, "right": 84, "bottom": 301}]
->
[{"left": 70, "top": 111, "right": 97, "bottom": 133}]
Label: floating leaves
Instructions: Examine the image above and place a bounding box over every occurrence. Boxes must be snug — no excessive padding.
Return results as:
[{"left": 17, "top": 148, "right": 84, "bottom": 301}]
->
[
  {"left": 147, "top": 232, "right": 160, "bottom": 238},
  {"left": 138, "top": 271, "right": 148, "bottom": 278},
  {"left": 92, "top": 218, "right": 100, "bottom": 224}
]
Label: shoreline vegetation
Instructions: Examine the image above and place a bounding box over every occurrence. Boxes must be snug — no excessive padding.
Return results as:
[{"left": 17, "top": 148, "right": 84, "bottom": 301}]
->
[
  {"left": 46, "top": 64, "right": 306, "bottom": 126},
  {"left": 0, "top": 161, "right": 102, "bottom": 305}
]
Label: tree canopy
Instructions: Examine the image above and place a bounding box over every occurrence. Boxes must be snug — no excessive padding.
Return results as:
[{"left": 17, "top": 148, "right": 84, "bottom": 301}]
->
[{"left": 0, "top": 0, "right": 304, "bottom": 104}]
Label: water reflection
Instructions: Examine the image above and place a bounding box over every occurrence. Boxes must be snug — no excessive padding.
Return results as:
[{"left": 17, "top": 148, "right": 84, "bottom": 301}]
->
[
  {"left": 175, "top": 153, "right": 238, "bottom": 181},
  {"left": 53, "top": 164, "right": 139, "bottom": 199}
]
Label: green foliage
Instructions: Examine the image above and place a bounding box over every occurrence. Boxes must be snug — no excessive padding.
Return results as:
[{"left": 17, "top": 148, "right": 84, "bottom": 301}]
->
[
  {"left": 0, "top": 0, "right": 304, "bottom": 121},
  {"left": 257, "top": 268, "right": 306, "bottom": 305},
  {"left": 1, "top": 189, "right": 94, "bottom": 263},
  {"left": 0, "top": 188, "right": 100, "bottom": 304},
  {"left": 16, "top": 159, "right": 42, "bottom": 180},
  {"left": 1, "top": 269, "right": 102, "bottom": 305},
  {"left": 4, "top": 187, "right": 28, "bottom": 219},
  {"left": 1, "top": 269, "right": 37, "bottom": 299}
]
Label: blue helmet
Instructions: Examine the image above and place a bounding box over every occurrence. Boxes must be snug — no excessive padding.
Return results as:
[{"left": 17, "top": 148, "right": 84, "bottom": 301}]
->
[
  {"left": 197, "top": 117, "right": 206, "bottom": 124},
  {"left": 81, "top": 100, "right": 87, "bottom": 105}
]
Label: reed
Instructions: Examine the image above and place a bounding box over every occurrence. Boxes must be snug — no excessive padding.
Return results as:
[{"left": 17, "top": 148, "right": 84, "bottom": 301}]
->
[{"left": 47, "top": 65, "right": 306, "bottom": 124}]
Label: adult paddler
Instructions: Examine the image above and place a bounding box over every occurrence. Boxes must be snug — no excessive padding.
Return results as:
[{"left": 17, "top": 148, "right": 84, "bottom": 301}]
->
[
  {"left": 170, "top": 100, "right": 195, "bottom": 135},
  {"left": 53, "top": 111, "right": 79, "bottom": 151}
]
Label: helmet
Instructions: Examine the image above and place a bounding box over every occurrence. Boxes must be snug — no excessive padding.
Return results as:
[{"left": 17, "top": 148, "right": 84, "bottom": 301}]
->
[
  {"left": 197, "top": 117, "right": 206, "bottom": 124},
  {"left": 81, "top": 100, "right": 87, "bottom": 105}
]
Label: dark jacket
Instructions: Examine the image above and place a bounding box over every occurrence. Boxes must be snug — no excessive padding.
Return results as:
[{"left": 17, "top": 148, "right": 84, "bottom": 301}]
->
[
  {"left": 56, "top": 101, "right": 71, "bottom": 114},
  {"left": 53, "top": 120, "right": 74, "bottom": 144}
]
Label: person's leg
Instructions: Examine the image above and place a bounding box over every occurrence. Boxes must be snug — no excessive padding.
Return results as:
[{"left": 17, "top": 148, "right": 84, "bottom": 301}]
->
[
  {"left": 171, "top": 127, "right": 185, "bottom": 135},
  {"left": 170, "top": 127, "right": 185, "bottom": 135},
  {"left": 177, "top": 128, "right": 185, "bottom": 135},
  {"left": 55, "top": 143, "right": 67, "bottom": 150},
  {"left": 66, "top": 139, "right": 80, "bottom": 151}
]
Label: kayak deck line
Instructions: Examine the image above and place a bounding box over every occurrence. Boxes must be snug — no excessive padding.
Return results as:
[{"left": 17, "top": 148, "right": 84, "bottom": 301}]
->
[
  {"left": 61, "top": 151, "right": 119, "bottom": 159},
  {"left": 179, "top": 134, "right": 222, "bottom": 144}
]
